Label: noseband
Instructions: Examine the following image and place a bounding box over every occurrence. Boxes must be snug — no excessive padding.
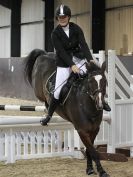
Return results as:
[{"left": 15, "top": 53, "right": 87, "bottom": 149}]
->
[
  {"left": 93, "top": 88, "right": 102, "bottom": 96},
  {"left": 90, "top": 88, "right": 102, "bottom": 100}
]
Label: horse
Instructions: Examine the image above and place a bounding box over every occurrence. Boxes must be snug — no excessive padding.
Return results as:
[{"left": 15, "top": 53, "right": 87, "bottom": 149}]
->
[{"left": 24, "top": 49, "right": 110, "bottom": 177}]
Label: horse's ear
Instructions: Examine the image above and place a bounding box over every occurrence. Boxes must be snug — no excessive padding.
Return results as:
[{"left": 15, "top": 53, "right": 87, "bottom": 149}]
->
[
  {"left": 85, "top": 61, "right": 95, "bottom": 73},
  {"left": 86, "top": 62, "right": 91, "bottom": 72},
  {"left": 101, "top": 61, "right": 106, "bottom": 73}
]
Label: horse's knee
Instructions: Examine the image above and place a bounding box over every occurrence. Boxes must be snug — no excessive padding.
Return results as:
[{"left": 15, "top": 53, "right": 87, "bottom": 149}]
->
[
  {"left": 77, "top": 129, "right": 87, "bottom": 136},
  {"left": 77, "top": 129, "right": 93, "bottom": 149}
]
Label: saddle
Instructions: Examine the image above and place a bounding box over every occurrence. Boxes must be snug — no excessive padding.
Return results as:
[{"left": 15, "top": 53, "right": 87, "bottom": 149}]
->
[{"left": 45, "top": 72, "right": 80, "bottom": 105}]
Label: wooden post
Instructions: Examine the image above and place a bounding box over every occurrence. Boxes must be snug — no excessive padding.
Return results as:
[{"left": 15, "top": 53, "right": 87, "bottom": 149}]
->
[
  {"left": 107, "top": 50, "right": 116, "bottom": 153},
  {"left": 130, "top": 75, "right": 133, "bottom": 157},
  {"left": 99, "top": 50, "right": 105, "bottom": 66}
]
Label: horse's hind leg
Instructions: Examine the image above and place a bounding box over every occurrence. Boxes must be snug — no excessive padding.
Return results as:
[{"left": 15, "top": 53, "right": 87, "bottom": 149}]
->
[{"left": 78, "top": 130, "right": 110, "bottom": 177}]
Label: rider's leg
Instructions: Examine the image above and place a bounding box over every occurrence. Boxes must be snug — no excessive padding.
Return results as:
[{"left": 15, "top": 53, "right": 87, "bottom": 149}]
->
[
  {"left": 40, "top": 67, "right": 71, "bottom": 126},
  {"left": 103, "top": 101, "right": 111, "bottom": 111},
  {"left": 40, "top": 96, "right": 59, "bottom": 125},
  {"left": 54, "top": 67, "right": 71, "bottom": 99}
]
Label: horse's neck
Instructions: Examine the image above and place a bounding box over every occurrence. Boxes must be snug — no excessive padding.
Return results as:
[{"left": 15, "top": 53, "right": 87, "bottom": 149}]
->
[
  {"left": 77, "top": 79, "right": 99, "bottom": 110},
  {"left": 80, "top": 78, "right": 91, "bottom": 95}
]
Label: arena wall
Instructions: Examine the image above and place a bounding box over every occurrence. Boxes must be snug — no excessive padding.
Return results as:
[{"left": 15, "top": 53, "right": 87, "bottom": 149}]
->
[
  {"left": 21, "top": 0, "right": 44, "bottom": 56},
  {"left": 106, "top": 0, "right": 133, "bottom": 55},
  {"left": 0, "top": 5, "right": 11, "bottom": 57},
  {"left": 0, "top": 57, "right": 36, "bottom": 100},
  {"left": 0, "top": 0, "right": 133, "bottom": 57}
]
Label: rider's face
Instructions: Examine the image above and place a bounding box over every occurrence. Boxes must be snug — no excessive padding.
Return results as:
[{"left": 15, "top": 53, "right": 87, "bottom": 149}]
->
[{"left": 57, "top": 15, "right": 69, "bottom": 27}]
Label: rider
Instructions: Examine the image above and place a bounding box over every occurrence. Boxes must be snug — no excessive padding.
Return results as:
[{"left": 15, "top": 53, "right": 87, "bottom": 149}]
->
[{"left": 40, "top": 4, "right": 111, "bottom": 126}]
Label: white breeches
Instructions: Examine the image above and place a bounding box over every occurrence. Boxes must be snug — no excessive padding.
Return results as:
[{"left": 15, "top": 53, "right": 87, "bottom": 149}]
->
[{"left": 54, "top": 58, "right": 87, "bottom": 99}]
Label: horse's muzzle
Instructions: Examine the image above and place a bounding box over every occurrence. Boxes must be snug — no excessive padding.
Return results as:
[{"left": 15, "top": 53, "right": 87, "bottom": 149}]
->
[{"left": 96, "top": 103, "right": 103, "bottom": 110}]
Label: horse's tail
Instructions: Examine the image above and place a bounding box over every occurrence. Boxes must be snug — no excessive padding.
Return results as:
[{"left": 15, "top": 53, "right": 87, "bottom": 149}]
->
[{"left": 24, "top": 49, "right": 46, "bottom": 85}]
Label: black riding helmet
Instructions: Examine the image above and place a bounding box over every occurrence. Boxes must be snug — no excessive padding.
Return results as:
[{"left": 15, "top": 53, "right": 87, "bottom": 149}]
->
[{"left": 55, "top": 4, "right": 71, "bottom": 19}]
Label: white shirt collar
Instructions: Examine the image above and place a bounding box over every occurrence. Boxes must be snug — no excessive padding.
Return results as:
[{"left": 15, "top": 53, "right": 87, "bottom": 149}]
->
[{"left": 62, "top": 24, "right": 69, "bottom": 31}]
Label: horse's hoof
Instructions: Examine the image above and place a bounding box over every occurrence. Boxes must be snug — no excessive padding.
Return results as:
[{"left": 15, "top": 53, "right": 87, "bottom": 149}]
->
[
  {"left": 99, "top": 172, "right": 110, "bottom": 177},
  {"left": 86, "top": 168, "right": 95, "bottom": 175}
]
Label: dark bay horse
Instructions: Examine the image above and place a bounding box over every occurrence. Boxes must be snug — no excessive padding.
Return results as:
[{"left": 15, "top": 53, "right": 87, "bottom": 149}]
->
[{"left": 24, "top": 49, "right": 110, "bottom": 177}]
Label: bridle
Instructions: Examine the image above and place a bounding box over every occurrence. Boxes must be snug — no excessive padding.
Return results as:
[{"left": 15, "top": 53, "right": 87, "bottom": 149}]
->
[{"left": 90, "top": 88, "right": 102, "bottom": 100}]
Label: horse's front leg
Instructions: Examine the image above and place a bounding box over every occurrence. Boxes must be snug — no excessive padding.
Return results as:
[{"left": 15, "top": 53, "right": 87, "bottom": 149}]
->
[
  {"left": 78, "top": 129, "right": 110, "bottom": 177},
  {"left": 86, "top": 128, "right": 99, "bottom": 175},
  {"left": 86, "top": 149, "right": 94, "bottom": 175}
]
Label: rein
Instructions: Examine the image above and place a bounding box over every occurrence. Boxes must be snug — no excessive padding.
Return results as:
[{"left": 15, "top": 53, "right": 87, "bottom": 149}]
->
[
  {"left": 92, "top": 89, "right": 102, "bottom": 96},
  {"left": 89, "top": 88, "right": 102, "bottom": 100}
]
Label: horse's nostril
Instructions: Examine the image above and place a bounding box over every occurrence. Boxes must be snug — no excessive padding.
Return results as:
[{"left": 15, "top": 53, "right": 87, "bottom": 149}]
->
[
  {"left": 96, "top": 100, "right": 103, "bottom": 110},
  {"left": 97, "top": 106, "right": 103, "bottom": 111}
]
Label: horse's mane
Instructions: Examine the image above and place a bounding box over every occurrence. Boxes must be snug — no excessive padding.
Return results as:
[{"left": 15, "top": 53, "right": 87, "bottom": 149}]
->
[{"left": 86, "top": 62, "right": 102, "bottom": 75}]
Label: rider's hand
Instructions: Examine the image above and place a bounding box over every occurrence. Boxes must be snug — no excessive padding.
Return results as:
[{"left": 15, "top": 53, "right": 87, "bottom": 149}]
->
[{"left": 71, "top": 65, "right": 80, "bottom": 73}]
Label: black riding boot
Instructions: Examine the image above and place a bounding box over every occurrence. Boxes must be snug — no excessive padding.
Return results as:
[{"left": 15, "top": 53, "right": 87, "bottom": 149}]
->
[
  {"left": 40, "top": 97, "right": 59, "bottom": 126},
  {"left": 103, "top": 101, "right": 111, "bottom": 112}
]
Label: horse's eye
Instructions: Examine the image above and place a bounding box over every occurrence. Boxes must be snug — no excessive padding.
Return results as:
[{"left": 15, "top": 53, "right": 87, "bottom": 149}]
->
[
  {"left": 100, "top": 78, "right": 106, "bottom": 87},
  {"left": 89, "top": 79, "right": 98, "bottom": 90}
]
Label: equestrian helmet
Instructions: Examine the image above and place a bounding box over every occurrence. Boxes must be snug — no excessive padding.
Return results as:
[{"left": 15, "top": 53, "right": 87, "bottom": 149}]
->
[{"left": 55, "top": 5, "right": 71, "bottom": 19}]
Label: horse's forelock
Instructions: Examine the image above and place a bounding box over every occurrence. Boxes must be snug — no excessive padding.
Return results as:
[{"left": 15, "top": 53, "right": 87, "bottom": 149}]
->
[{"left": 86, "top": 62, "right": 102, "bottom": 76}]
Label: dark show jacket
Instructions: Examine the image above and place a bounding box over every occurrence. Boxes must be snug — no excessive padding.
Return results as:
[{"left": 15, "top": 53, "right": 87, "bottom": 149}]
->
[{"left": 51, "top": 22, "right": 93, "bottom": 67}]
